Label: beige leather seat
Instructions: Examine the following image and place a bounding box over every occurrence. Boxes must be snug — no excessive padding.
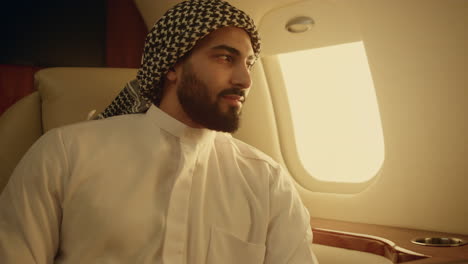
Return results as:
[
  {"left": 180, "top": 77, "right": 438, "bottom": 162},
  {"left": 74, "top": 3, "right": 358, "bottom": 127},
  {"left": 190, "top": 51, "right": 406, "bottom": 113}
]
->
[{"left": 0, "top": 67, "right": 138, "bottom": 192}]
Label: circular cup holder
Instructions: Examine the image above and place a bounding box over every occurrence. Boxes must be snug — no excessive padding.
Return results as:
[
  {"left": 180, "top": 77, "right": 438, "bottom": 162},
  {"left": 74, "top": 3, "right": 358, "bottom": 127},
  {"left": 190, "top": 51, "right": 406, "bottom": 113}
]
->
[{"left": 411, "top": 237, "right": 468, "bottom": 247}]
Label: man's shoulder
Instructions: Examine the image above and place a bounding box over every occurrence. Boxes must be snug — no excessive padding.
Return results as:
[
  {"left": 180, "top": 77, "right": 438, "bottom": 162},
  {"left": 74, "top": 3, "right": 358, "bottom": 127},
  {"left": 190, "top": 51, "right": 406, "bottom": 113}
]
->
[
  {"left": 215, "top": 133, "right": 279, "bottom": 168},
  {"left": 43, "top": 113, "right": 145, "bottom": 146},
  {"left": 58, "top": 113, "right": 143, "bottom": 134}
]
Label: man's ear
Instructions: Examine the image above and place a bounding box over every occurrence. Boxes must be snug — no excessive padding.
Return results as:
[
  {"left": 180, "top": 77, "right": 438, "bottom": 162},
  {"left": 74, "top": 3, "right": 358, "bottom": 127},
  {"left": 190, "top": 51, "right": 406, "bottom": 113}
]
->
[
  {"left": 166, "top": 67, "right": 177, "bottom": 81},
  {"left": 166, "top": 63, "right": 182, "bottom": 82}
]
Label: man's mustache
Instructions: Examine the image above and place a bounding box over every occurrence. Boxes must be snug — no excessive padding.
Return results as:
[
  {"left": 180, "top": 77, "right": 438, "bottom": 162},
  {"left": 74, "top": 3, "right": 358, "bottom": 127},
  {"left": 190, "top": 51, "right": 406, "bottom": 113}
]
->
[{"left": 218, "top": 88, "right": 246, "bottom": 98}]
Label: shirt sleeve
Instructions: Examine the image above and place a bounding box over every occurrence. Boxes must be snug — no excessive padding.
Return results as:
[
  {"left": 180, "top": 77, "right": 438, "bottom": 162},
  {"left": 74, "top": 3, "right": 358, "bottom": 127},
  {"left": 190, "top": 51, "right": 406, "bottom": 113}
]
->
[
  {"left": 264, "top": 165, "right": 318, "bottom": 264},
  {"left": 0, "top": 129, "right": 66, "bottom": 264}
]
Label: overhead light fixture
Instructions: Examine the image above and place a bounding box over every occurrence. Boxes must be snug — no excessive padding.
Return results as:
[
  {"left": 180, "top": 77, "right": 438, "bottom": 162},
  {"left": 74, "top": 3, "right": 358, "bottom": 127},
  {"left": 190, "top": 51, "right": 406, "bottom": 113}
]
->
[{"left": 285, "top": 16, "right": 315, "bottom": 33}]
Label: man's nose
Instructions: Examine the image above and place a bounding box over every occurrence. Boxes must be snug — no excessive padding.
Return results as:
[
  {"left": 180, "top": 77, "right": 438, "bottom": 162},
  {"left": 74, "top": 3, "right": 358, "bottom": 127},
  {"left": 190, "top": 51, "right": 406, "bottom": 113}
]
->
[{"left": 231, "top": 63, "right": 252, "bottom": 89}]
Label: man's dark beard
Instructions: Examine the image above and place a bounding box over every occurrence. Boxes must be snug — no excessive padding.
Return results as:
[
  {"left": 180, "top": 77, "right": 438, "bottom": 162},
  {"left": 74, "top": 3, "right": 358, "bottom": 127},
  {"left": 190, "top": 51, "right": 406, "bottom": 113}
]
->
[{"left": 177, "top": 63, "right": 243, "bottom": 133}]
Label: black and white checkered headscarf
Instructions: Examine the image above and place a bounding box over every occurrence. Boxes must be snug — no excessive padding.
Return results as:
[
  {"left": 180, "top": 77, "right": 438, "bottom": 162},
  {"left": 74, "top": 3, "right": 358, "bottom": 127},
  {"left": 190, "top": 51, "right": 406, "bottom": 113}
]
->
[{"left": 96, "top": 0, "right": 261, "bottom": 119}]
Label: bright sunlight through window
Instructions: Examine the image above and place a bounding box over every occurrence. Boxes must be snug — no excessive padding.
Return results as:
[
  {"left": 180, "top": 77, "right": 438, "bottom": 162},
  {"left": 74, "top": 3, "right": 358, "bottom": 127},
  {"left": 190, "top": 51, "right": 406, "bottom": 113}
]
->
[{"left": 278, "top": 41, "right": 384, "bottom": 183}]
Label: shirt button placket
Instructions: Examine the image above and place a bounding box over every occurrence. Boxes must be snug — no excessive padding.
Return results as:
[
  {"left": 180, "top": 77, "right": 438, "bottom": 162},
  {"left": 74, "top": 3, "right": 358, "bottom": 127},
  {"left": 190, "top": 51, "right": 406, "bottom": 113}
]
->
[{"left": 163, "top": 144, "right": 197, "bottom": 264}]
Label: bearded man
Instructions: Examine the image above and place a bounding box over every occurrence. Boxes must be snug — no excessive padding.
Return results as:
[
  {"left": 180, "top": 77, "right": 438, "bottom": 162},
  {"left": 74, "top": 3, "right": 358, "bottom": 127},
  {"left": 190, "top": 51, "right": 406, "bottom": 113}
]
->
[{"left": 0, "top": 1, "right": 317, "bottom": 263}]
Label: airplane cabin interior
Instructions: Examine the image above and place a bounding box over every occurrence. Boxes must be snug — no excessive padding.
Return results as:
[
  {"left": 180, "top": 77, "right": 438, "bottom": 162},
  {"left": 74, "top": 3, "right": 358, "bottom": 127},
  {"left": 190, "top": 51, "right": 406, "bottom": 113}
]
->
[{"left": 0, "top": 0, "right": 467, "bottom": 263}]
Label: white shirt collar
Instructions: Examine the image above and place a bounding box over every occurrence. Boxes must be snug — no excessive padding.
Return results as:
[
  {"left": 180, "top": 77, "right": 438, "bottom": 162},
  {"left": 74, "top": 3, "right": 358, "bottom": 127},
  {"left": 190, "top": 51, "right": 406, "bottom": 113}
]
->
[{"left": 145, "top": 104, "right": 217, "bottom": 145}]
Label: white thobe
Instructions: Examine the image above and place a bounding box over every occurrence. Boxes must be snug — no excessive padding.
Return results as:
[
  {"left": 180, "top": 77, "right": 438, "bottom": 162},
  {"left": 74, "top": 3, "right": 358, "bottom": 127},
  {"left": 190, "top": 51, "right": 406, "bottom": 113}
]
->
[{"left": 0, "top": 105, "right": 317, "bottom": 264}]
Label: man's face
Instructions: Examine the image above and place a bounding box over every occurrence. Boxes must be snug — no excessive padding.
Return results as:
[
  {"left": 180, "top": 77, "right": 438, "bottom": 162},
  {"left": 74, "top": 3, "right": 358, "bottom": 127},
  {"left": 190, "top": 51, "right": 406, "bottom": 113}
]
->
[{"left": 175, "top": 26, "right": 256, "bottom": 133}]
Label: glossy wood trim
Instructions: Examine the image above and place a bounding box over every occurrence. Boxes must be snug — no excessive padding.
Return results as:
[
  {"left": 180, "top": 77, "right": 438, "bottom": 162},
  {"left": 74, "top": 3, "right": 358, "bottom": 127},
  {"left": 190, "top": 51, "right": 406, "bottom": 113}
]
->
[
  {"left": 106, "top": 0, "right": 147, "bottom": 68},
  {"left": 311, "top": 218, "right": 468, "bottom": 264},
  {"left": 0, "top": 65, "right": 42, "bottom": 115},
  {"left": 312, "top": 228, "right": 427, "bottom": 263}
]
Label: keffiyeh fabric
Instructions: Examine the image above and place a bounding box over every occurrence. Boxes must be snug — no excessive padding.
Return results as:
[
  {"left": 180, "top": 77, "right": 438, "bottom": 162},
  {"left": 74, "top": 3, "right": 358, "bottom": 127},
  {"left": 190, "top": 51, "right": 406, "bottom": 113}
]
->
[{"left": 96, "top": 0, "right": 261, "bottom": 119}]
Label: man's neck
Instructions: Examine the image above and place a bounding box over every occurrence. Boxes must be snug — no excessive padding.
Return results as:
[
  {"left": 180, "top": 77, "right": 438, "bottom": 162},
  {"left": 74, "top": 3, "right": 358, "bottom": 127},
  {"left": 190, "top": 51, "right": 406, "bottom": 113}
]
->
[{"left": 159, "top": 92, "right": 203, "bottom": 129}]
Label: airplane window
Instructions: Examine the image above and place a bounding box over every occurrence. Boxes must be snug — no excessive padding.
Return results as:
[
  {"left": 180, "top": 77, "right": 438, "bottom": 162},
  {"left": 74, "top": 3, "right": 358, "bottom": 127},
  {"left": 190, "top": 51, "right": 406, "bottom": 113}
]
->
[{"left": 277, "top": 41, "right": 384, "bottom": 183}]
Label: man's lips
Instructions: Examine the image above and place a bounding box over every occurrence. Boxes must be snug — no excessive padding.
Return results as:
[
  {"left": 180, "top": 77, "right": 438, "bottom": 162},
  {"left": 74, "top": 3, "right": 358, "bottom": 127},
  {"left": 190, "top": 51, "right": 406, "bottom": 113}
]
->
[
  {"left": 222, "top": 94, "right": 244, "bottom": 102},
  {"left": 219, "top": 88, "right": 246, "bottom": 106},
  {"left": 221, "top": 94, "right": 244, "bottom": 106}
]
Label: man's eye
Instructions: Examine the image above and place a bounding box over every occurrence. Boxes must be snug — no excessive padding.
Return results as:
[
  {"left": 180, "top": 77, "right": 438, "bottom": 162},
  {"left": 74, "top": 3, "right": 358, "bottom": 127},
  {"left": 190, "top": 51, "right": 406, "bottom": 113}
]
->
[{"left": 218, "top": 55, "right": 233, "bottom": 62}]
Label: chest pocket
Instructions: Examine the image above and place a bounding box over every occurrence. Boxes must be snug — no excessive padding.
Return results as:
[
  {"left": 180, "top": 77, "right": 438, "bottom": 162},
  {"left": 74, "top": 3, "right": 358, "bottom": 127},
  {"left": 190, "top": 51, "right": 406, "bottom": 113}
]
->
[{"left": 206, "top": 226, "right": 266, "bottom": 264}]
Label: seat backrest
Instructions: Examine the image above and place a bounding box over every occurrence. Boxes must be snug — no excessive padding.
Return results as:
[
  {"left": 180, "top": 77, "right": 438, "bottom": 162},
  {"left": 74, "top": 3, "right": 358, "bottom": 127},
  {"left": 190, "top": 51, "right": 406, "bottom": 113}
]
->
[{"left": 0, "top": 67, "right": 138, "bottom": 192}]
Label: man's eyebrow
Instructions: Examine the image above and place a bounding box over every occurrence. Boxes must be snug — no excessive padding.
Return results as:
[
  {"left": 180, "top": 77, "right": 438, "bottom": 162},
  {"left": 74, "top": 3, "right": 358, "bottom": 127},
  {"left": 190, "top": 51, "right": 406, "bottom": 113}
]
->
[{"left": 211, "top": 45, "right": 255, "bottom": 60}]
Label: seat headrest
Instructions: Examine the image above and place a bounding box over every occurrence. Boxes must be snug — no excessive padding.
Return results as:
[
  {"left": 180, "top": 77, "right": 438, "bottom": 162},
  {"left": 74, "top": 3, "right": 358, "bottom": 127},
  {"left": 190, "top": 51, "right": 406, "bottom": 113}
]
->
[{"left": 35, "top": 67, "right": 138, "bottom": 132}]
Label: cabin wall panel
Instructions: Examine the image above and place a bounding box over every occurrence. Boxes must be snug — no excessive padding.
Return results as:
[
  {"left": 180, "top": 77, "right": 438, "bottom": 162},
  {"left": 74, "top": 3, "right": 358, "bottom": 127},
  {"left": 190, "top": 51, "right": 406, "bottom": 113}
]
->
[{"left": 297, "top": 0, "right": 468, "bottom": 235}]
